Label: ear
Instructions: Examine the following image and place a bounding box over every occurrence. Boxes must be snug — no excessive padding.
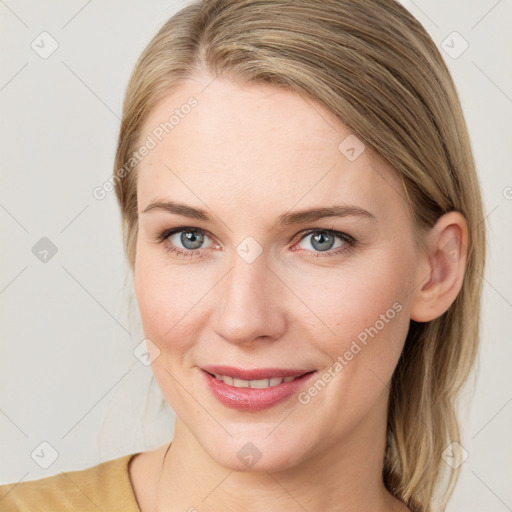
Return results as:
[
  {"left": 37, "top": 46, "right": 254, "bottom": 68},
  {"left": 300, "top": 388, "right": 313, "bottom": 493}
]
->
[{"left": 410, "top": 211, "right": 469, "bottom": 323}]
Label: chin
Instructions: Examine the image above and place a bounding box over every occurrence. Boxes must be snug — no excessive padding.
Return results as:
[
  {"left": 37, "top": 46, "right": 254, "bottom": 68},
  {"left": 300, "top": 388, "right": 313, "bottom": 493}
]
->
[{"left": 198, "top": 426, "right": 318, "bottom": 473}]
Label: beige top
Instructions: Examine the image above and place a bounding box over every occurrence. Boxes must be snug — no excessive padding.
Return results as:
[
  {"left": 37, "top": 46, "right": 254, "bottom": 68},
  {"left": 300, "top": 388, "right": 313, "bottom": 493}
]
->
[{"left": 0, "top": 452, "right": 142, "bottom": 511}]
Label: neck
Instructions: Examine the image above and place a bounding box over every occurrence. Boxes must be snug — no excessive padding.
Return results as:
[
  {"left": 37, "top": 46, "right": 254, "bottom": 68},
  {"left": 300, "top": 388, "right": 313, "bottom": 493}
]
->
[{"left": 155, "top": 392, "right": 406, "bottom": 512}]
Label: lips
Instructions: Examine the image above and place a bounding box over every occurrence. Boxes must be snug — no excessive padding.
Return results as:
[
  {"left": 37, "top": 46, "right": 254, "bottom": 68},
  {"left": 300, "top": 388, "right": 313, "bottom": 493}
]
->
[
  {"left": 201, "top": 365, "right": 312, "bottom": 380},
  {"left": 208, "top": 373, "right": 299, "bottom": 388},
  {"left": 200, "top": 365, "right": 316, "bottom": 411}
]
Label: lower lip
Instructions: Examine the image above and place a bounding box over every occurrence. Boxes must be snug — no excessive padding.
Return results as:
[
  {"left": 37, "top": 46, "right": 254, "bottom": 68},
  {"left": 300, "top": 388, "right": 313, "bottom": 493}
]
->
[{"left": 202, "top": 370, "right": 316, "bottom": 411}]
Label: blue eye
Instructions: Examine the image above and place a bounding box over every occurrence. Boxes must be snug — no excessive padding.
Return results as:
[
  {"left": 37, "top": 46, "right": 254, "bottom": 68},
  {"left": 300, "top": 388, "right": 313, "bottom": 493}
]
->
[
  {"left": 297, "top": 230, "right": 348, "bottom": 253},
  {"left": 156, "top": 227, "right": 355, "bottom": 259},
  {"left": 156, "top": 227, "right": 214, "bottom": 259},
  {"left": 169, "top": 229, "right": 210, "bottom": 250},
  {"left": 299, "top": 229, "right": 355, "bottom": 258}
]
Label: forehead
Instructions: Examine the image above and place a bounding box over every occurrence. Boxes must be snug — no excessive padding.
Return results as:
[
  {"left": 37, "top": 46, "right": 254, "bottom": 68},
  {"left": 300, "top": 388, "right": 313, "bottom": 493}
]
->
[{"left": 136, "top": 74, "right": 407, "bottom": 222}]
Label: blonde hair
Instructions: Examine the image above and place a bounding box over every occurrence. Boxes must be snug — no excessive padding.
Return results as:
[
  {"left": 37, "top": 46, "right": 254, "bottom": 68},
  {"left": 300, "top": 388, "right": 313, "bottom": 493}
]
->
[{"left": 113, "top": 1, "right": 486, "bottom": 510}]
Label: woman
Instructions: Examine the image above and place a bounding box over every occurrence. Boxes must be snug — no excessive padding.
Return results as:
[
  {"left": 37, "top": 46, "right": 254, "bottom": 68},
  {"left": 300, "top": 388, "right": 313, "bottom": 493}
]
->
[{"left": 0, "top": 0, "right": 485, "bottom": 511}]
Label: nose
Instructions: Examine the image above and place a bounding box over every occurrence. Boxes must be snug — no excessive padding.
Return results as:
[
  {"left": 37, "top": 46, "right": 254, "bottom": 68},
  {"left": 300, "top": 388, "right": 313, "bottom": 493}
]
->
[{"left": 210, "top": 253, "right": 288, "bottom": 346}]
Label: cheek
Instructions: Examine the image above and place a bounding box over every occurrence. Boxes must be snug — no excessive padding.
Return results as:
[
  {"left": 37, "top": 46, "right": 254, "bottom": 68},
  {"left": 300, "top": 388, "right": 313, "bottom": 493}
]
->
[
  {"left": 289, "top": 253, "right": 413, "bottom": 435},
  {"left": 133, "top": 245, "right": 221, "bottom": 368},
  {"left": 133, "top": 251, "right": 206, "bottom": 411},
  {"left": 133, "top": 250, "right": 190, "bottom": 351},
  {"left": 296, "top": 246, "right": 415, "bottom": 375}
]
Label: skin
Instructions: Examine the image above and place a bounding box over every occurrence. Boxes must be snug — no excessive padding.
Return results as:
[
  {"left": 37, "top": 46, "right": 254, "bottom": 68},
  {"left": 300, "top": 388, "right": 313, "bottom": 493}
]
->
[{"left": 127, "top": 71, "right": 468, "bottom": 512}]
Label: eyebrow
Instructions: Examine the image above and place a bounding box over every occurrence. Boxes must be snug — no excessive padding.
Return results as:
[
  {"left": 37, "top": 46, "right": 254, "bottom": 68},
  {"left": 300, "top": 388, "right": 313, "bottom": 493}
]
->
[{"left": 142, "top": 199, "right": 376, "bottom": 224}]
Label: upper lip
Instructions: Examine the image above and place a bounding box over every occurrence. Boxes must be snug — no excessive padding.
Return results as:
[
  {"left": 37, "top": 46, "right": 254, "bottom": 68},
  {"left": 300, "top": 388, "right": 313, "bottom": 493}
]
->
[{"left": 201, "top": 365, "right": 315, "bottom": 380}]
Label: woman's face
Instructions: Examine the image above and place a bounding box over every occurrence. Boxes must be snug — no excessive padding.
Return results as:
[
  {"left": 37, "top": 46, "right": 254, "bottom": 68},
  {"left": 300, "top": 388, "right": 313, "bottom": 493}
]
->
[{"left": 134, "top": 72, "right": 423, "bottom": 471}]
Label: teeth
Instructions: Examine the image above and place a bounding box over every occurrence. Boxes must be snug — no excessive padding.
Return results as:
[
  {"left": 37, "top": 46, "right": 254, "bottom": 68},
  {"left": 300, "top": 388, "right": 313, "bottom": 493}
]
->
[
  {"left": 212, "top": 373, "right": 301, "bottom": 388},
  {"left": 233, "top": 377, "right": 249, "bottom": 388}
]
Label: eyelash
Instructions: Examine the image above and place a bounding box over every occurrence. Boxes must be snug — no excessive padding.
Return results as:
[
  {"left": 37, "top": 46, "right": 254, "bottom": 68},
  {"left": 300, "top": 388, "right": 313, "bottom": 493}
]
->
[{"left": 155, "top": 226, "right": 356, "bottom": 260}]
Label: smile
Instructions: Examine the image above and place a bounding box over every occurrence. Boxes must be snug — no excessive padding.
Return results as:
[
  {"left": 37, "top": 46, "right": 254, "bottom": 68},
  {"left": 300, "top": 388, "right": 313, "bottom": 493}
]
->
[
  {"left": 208, "top": 373, "right": 302, "bottom": 388},
  {"left": 200, "top": 365, "right": 317, "bottom": 411}
]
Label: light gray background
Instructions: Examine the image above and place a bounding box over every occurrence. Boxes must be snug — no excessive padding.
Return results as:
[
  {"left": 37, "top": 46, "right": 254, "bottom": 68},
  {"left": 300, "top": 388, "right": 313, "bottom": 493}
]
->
[{"left": 1, "top": 1, "right": 511, "bottom": 510}]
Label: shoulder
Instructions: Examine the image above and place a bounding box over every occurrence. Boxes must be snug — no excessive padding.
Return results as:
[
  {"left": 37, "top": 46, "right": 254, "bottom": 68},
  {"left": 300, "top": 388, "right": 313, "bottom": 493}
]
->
[{"left": 0, "top": 452, "right": 141, "bottom": 512}]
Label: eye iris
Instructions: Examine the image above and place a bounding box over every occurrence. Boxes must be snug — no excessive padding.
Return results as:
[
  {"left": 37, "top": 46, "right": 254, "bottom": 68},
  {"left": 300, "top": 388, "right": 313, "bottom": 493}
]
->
[
  {"left": 311, "top": 231, "right": 335, "bottom": 251},
  {"left": 181, "top": 230, "right": 204, "bottom": 250}
]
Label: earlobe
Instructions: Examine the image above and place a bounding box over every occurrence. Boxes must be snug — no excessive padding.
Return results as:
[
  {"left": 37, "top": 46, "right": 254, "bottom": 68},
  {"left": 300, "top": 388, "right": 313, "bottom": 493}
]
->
[{"left": 410, "top": 211, "right": 469, "bottom": 323}]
